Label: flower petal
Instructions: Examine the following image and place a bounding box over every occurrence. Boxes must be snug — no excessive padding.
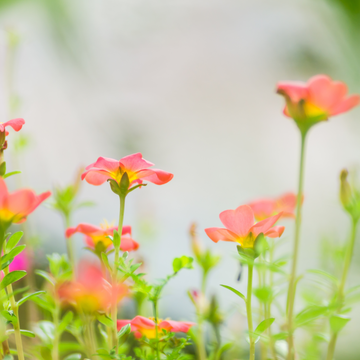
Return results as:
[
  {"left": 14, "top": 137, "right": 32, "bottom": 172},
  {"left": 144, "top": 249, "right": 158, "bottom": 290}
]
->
[
  {"left": 248, "top": 199, "right": 276, "bottom": 221},
  {"left": 119, "top": 153, "right": 154, "bottom": 172},
  {"left": 87, "top": 157, "right": 119, "bottom": 172},
  {"left": 135, "top": 168, "right": 174, "bottom": 185},
  {"left": 65, "top": 223, "right": 103, "bottom": 238},
  {"left": 81, "top": 169, "right": 112, "bottom": 185},
  {"left": 204, "top": 227, "right": 239, "bottom": 243},
  {"left": 120, "top": 236, "right": 139, "bottom": 251},
  {"left": 276, "top": 81, "right": 308, "bottom": 102},
  {"left": 249, "top": 212, "right": 283, "bottom": 238},
  {"left": 264, "top": 225, "right": 285, "bottom": 238},
  {"left": 2, "top": 118, "right": 25, "bottom": 132},
  {"left": 331, "top": 95, "right": 360, "bottom": 116},
  {"left": 219, "top": 205, "right": 254, "bottom": 236},
  {"left": 159, "top": 320, "right": 195, "bottom": 333}
]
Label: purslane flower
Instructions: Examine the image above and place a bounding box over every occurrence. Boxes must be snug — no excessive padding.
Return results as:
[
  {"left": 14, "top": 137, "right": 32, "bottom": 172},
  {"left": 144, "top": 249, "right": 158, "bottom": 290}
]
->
[
  {"left": 81, "top": 153, "right": 173, "bottom": 188},
  {"left": 205, "top": 205, "right": 284, "bottom": 248},
  {"left": 58, "top": 263, "right": 128, "bottom": 313},
  {"left": 0, "top": 177, "right": 51, "bottom": 228},
  {"left": 117, "top": 316, "right": 195, "bottom": 339},
  {"left": 277, "top": 75, "right": 360, "bottom": 132},
  {"left": 0, "top": 118, "right": 25, "bottom": 135},
  {"left": 247, "top": 192, "right": 297, "bottom": 221},
  {"left": 65, "top": 222, "right": 139, "bottom": 252}
]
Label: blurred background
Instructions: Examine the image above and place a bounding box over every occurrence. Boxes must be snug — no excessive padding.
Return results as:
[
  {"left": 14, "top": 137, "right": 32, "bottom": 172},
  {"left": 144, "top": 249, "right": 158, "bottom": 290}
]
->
[{"left": 1, "top": 0, "right": 360, "bottom": 358}]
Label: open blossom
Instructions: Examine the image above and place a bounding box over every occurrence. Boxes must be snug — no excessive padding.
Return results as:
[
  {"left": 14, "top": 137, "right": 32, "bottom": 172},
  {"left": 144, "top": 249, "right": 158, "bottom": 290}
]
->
[
  {"left": 0, "top": 178, "right": 51, "bottom": 227},
  {"left": 65, "top": 222, "right": 139, "bottom": 252},
  {"left": 205, "top": 205, "right": 284, "bottom": 248},
  {"left": 117, "top": 316, "right": 195, "bottom": 339},
  {"left": 277, "top": 75, "right": 360, "bottom": 130},
  {"left": 81, "top": 153, "right": 173, "bottom": 188},
  {"left": 58, "top": 263, "right": 128, "bottom": 312},
  {"left": 248, "top": 193, "right": 297, "bottom": 221}
]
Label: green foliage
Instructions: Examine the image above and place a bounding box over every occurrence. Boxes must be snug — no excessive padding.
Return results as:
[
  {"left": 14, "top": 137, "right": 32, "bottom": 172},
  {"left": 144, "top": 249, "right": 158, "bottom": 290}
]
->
[{"left": 220, "top": 285, "right": 246, "bottom": 303}]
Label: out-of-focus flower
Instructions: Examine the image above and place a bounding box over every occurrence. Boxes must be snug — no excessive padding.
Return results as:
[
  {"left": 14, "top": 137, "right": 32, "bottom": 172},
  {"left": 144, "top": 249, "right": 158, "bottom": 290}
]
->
[
  {"left": 0, "top": 118, "right": 25, "bottom": 135},
  {"left": 205, "top": 205, "right": 284, "bottom": 248},
  {"left": 277, "top": 75, "right": 360, "bottom": 132},
  {"left": 188, "top": 290, "right": 209, "bottom": 314},
  {"left": 117, "top": 316, "right": 195, "bottom": 339},
  {"left": 81, "top": 153, "right": 173, "bottom": 188},
  {"left": 9, "top": 251, "right": 29, "bottom": 272},
  {"left": 0, "top": 178, "right": 51, "bottom": 229},
  {"left": 58, "top": 263, "right": 128, "bottom": 313},
  {"left": 65, "top": 222, "right": 139, "bottom": 252},
  {"left": 248, "top": 193, "right": 297, "bottom": 221}
]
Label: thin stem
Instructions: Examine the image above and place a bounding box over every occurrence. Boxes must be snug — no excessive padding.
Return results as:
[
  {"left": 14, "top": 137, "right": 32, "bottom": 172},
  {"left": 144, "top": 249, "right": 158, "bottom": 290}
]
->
[
  {"left": 153, "top": 300, "right": 160, "bottom": 360},
  {"left": 246, "top": 264, "right": 255, "bottom": 360},
  {"left": 111, "top": 195, "right": 126, "bottom": 353},
  {"left": 196, "top": 270, "right": 207, "bottom": 360},
  {"left": 326, "top": 218, "right": 358, "bottom": 360},
  {"left": 51, "top": 302, "right": 60, "bottom": 360},
  {"left": 3, "top": 267, "right": 25, "bottom": 360},
  {"left": 257, "top": 258, "right": 267, "bottom": 360},
  {"left": 64, "top": 214, "right": 76, "bottom": 275},
  {"left": 286, "top": 130, "right": 307, "bottom": 360}
]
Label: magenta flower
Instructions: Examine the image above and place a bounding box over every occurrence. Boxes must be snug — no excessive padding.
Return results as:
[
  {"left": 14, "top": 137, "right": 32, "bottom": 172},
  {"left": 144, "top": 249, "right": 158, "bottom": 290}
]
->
[
  {"left": 81, "top": 153, "right": 173, "bottom": 188},
  {"left": 205, "top": 205, "right": 284, "bottom": 248},
  {"left": 0, "top": 118, "right": 25, "bottom": 134}
]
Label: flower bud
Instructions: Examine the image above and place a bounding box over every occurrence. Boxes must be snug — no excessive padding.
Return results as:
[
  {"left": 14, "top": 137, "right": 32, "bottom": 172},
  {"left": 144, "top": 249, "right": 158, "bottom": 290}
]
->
[
  {"left": 340, "top": 169, "right": 352, "bottom": 211},
  {"left": 189, "top": 223, "right": 202, "bottom": 259}
]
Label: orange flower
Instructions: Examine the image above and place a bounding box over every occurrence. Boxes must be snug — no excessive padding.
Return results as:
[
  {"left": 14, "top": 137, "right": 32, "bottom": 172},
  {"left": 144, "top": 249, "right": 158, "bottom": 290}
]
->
[
  {"left": 117, "top": 316, "right": 195, "bottom": 339},
  {"left": 205, "top": 205, "right": 284, "bottom": 249},
  {"left": 277, "top": 75, "right": 360, "bottom": 132},
  {"left": 247, "top": 193, "right": 297, "bottom": 221},
  {"left": 65, "top": 222, "right": 139, "bottom": 252},
  {"left": 58, "top": 263, "right": 128, "bottom": 313},
  {"left": 0, "top": 177, "right": 51, "bottom": 229}
]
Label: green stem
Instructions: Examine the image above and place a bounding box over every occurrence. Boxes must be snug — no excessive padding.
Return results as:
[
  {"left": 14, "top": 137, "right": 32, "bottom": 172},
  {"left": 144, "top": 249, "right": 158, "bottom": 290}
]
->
[
  {"left": 64, "top": 214, "right": 76, "bottom": 275},
  {"left": 246, "top": 264, "right": 255, "bottom": 360},
  {"left": 286, "top": 130, "right": 307, "bottom": 360},
  {"left": 153, "top": 300, "right": 160, "bottom": 360},
  {"left": 52, "top": 302, "right": 60, "bottom": 360},
  {"left": 326, "top": 218, "right": 358, "bottom": 360},
  {"left": 257, "top": 258, "right": 267, "bottom": 360},
  {"left": 3, "top": 267, "right": 25, "bottom": 360},
  {"left": 197, "top": 270, "right": 207, "bottom": 360},
  {"left": 111, "top": 195, "right": 126, "bottom": 353}
]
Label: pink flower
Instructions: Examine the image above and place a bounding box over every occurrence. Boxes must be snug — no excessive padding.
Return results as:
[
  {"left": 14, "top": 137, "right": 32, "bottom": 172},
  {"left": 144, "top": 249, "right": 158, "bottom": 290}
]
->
[
  {"left": 0, "top": 118, "right": 25, "bottom": 134},
  {"left": 0, "top": 178, "right": 51, "bottom": 227},
  {"left": 205, "top": 205, "right": 284, "bottom": 248},
  {"left": 247, "top": 193, "right": 297, "bottom": 221},
  {"left": 81, "top": 153, "right": 173, "bottom": 188},
  {"left": 277, "top": 75, "right": 360, "bottom": 130},
  {"left": 65, "top": 222, "right": 139, "bottom": 252},
  {"left": 117, "top": 316, "right": 195, "bottom": 339},
  {"left": 58, "top": 263, "right": 128, "bottom": 312},
  {"left": 9, "top": 251, "right": 29, "bottom": 272}
]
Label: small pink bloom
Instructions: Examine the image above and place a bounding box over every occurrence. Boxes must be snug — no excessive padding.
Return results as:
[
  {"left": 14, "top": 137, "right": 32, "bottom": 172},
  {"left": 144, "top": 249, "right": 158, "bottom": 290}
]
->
[
  {"left": 117, "top": 316, "right": 195, "bottom": 339},
  {"left": 9, "top": 251, "right": 29, "bottom": 272},
  {"left": 0, "top": 178, "right": 51, "bottom": 226},
  {"left": 65, "top": 222, "right": 139, "bottom": 252},
  {"left": 248, "top": 193, "right": 297, "bottom": 221},
  {"left": 81, "top": 153, "right": 173, "bottom": 188},
  {"left": 277, "top": 75, "right": 360, "bottom": 129},
  {"left": 205, "top": 205, "right": 284, "bottom": 248},
  {"left": 58, "top": 262, "right": 128, "bottom": 312},
  {"left": 0, "top": 118, "right": 25, "bottom": 133}
]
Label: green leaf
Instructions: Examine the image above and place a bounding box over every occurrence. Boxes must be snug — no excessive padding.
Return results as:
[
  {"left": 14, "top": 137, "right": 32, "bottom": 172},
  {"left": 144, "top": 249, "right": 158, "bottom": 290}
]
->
[
  {"left": 58, "top": 311, "right": 73, "bottom": 333},
  {"left": 1, "top": 260, "right": 13, "bottom": 271},
  {"left": 117, "top": 323, "right": 131, "bottom": 339},
  {"left": 254, "top": 318, "right": 275, "bottom": 335},
  {"left": 172, "top": 256, "right": 193, "bottom": 273},
  {"left": 101, "top": 253, "right": 112, "bottom": 272},
  {"left": 295, "top": 306, "right": 329, "bottom": 328},
  {"left": 220, "top": 285, "right": 246, "bottom": 302},
  {"left": 5, "top": 232, "right": 23, "bottom": 252},
  {"left": 17, "top": 291, "right": 46, "bottom": 307},
  {"left": 0, "top": 162, "right": 6, "bottom": 176},
  {"left": 35, "top": 270, "right": 55, "bottom": 286},
  {"left": 330, "top": 314, "right": 350, "bottom": 333},
  {"left": 1, "top": 310, "right": 17, "bottom": 324},
  {"left": 130, "top": 263, "right": 142, "bottom": 273},
  {"left": 253, "top": 286, "right": 272, "bottom": 304},
  {"left": 272, "top": 332, "right": 288, "bottom": 340},
  {"left": 3, "top": 355, "right": 14, "bottom": 360},
  {"left": 3, "top": 171, "right": 21, "bottom": 179},
  {"left": 6, "top": 329, "right": 35, "bottom": 338},
  {"left": 307, "top": 269, "right": 338, "bottom": 286},
  {"left": 1, "top": 270, "right": 26, "bottom": 289},
  {"left": 2, "top": 245, "right": 26, "bottom": 265},
  {"left": 97, "top": 313, "right": 114, "bottom": 328},
  {"left": 113, "top": 230, "right": 120, "bottom": 248}
]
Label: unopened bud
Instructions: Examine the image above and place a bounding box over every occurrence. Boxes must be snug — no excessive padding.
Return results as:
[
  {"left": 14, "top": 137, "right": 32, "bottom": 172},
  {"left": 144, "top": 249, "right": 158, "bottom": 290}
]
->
[
  {"left": 340, "top": 169, "right": 352, "bottom": 211},
  {"left": 189, "top": 223, "right": 202, "bottom": 259}
]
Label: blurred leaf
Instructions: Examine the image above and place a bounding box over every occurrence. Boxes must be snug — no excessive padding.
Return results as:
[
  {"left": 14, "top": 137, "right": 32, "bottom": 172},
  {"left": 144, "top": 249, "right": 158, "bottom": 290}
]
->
[
  {"left": 6, "top": 329, "right": 35, "bottom": 338},
  {"left": 97, "top": 313, "right": 113, "bottom": 328},
  {"left": 295, "top": 306, "right": 329, "bottom": 328},
  {"left": 330, "top": 314, "right": 350, "bottom": 333},
  {"left": 254, "top": 318, "right": 275, "bottom": 335},
  {"left": 2, "top": 245, "right": 26, "bottom": 265},
  {"left": 220, "top": 285, "right": 246, "bottom": 303},
  {"left": 17, "top": 291, "right": 46, "bottom": 307},
  {"left": 1, "top": 270, "right": 26, "bottom": 289},
  {"left": 64, "top": 354, "right": 82, "bottom": 360},
  {"left": 35, "top": 270, "right": 55, "bottom": 286},
  {"left": 254, "top": 286, "right": 272, "bottom": 304},
  {"left": 172, "top": 256, "right": 193, "bottom": 273},
  {"left": 3, "top": 171, "right": 21, "bottom": 179},
  {"left": 58, "top": 311, "right": 73, "bottom": 334},
  {"left": 117, "top": 323, "right": 131, "bottom": 339},
  {"left": 5, "top": 232, "right": 23, "bottom": 252}
]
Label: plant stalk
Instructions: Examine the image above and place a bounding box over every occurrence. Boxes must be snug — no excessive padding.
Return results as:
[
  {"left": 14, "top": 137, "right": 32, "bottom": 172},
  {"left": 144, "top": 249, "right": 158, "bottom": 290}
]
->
[
  {"left": 286, "top": 130, "right": 307, "bottom": 360},
  {"left": 326, "top": 218, "right": 358, "bottom": 360},
  {"left": 246, "top": 264, "right": 255, "bottom": 360}
]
